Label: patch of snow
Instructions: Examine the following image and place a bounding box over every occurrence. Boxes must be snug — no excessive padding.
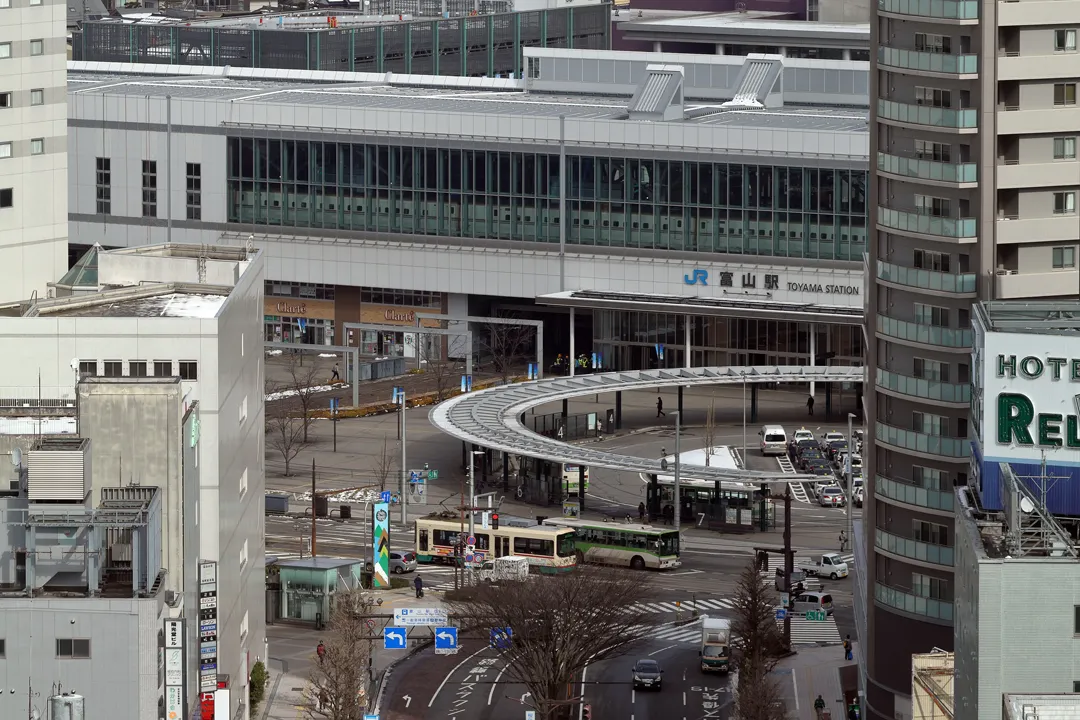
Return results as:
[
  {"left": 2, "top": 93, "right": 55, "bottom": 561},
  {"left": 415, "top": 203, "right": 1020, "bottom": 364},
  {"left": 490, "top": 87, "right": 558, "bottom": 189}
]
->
[
  {"left": 298, "top": 488, "right": 381, "bottom": 504},
  {"left": 265, "top": 384, "right": 348, "bottom": 401},
  {"left": 158, "top": 293, "right": 228, "bottom": 319},
  {"left": 0, "top": 417, "right": 78, "bottom": 435},
  {"left": 266, "top": 349, "right": 283, "bottom": 356},
  {"left": 319, "top": 353, "right": 337, "bottom": 358}
]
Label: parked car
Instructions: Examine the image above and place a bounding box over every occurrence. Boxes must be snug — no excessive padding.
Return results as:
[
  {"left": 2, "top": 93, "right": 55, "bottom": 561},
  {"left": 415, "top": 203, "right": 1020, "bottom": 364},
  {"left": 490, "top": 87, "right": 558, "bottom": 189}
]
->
[
  {"left": 818, "top": 486, "right": 846, "bottom": 507},
  {"left": 854, "top": 486, "right": 864, "bottom": 508},
  {"left": 632, "top": 659, "right": 664, "bottom": 691},
  {"left": 820, "top": 431, "right": 846, "bottom": 447},
  {"left": 389, "top": 551, "right": 417, "bottom": 574}
]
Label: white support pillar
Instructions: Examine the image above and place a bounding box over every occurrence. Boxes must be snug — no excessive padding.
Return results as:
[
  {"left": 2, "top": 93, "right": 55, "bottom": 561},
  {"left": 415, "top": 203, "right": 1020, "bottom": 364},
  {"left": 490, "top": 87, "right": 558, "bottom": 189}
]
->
[
  {"left": 684, "top": 315, "right": 691, "bottom": 368},
  {"left": 569, "top": 307, "right": 576, "bottom": 377},
  {"left": 653, "top": 41, "right": 663, "bottom": 53},
  {"left": 778, "top": 47, "right": 787, "bottom": 57},
  {"left": 843, "top": 49, "right": 852, "bottom": 60},
  {"left": 715, "top": 43, "right": 726, "bottom": 55},
  {"left": 809, "top": 323, "right": 817, "bottom": 398}
]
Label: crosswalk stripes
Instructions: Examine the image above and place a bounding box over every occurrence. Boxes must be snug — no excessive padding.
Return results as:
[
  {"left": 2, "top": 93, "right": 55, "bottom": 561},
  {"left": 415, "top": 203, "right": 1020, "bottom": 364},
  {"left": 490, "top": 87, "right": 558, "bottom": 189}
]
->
[
  {"left": 630, "top": 615, "right": 842, "bottom": 646},
  {"left": 775, "top": 457, "right": 813, "bottom": 504},
  {"left": 626, "top": 598, "right": 736, "bottom": 615}
]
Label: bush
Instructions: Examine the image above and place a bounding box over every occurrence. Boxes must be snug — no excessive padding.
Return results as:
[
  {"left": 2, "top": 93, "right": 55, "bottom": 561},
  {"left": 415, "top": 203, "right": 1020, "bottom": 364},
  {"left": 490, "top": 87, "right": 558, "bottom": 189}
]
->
[
  {"left": 249, "top": 660, "right": 269, "bottom": 714},
  {"left": 389, "top": 576, "right": 411, "bottom": 590}
]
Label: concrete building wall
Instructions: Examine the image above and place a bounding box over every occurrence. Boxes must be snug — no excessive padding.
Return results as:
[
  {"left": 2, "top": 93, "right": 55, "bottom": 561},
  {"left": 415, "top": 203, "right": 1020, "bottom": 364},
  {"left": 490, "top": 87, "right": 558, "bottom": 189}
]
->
[
  {"left": 0, "top": 0, "right": 68, "bottom": 304},
  {"left": 0, "top": 596, "right": 164, "bottom": 720}
]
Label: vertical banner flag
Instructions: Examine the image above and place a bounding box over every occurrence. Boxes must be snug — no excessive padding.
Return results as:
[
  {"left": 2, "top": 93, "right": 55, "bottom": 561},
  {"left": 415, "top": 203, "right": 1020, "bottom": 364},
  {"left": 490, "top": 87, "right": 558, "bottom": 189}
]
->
[{"left": 372, "top": 502, "right": 391, "bottom": 588}]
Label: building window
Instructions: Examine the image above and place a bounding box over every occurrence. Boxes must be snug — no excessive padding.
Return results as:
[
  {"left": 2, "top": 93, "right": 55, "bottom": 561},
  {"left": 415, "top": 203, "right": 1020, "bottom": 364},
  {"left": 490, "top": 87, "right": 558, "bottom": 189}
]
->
[
  {"left": 0, "top": 142, "right": 10, "bottom": 159},
  {"left": 912, "top": 520, "right": 949, "bottom": 546},
  {"left": 912, "top": 465, "right": 945, "bottom": 491},
  {"left": 914, "top": 194, "right": 951, "bottom": 217},
  {"left": 0, "top": 42, "right": 10, "bottom": 59},
  {"left": 29, "top": 0, "right": 41, "bottom": 6},
  {"left": 912, "top": 573, "right": 948, "bottom": 600},
  {"left": 913, "top": 249, "right": 950, "bottom": 272},
  {"left": 240, "top": 467, "right": 248, "bottom": 496},
  {"left": 1056, "top": 29, "right": 1078, "bottom": 52},
  {"left": 0, "top": 188, "right": 11, "bottom": 208},
  {"left": 1075, "top": 605, "right": 1080, "bottom": 634},
  {"left": 1053, "top": 246, "right": 1076, "bottom": 269},
  {"left": 239, "top": 396, "right": 248, "bottom": 425},
  {"left": 30, "top": 89, "right": 43, "bottom": 106},
  {"left": 95, "top": 157, "right": 111, "bottom": 215},
  {"left": 78, "top": 360, "right": 97, "bottom": 378},
  {"left": 29, "top": 39, "right": 43, "bottom": 56},
  {"left": 240, "top": 538, "right": 249, "bottom": 569},
  {"left": 914, "top": 86, "right": 951, "bottom": 108},
  {"left": 141, "top": 160, "right": 157, "bottom": 218},
  {"left": 153, "top": 360, "right": 172, "bottom": 377},
  {"left": 913, "top": 411, "right": 949, "bottom": 436},
  {"left": 179, "top": 361, "right": 198, "bottom": 380},
  {"left": 913, "top": 358, "right": 949, "bottom": 383},
  {"left": 186, "top": 163, "right": 202, "bottom": 220},
  {"left": 0, "top": 93, "right": 9, "bottom": 109},
  {"left": 527, "top": 56, "right": 540, "bottom": 79},
  {"left": 1074, "top": 681, "right": 1080, "bottom": 693},
  {"left": 0, "top": 0, "right": 9, "bottom": 8},
  {"left": 0, "top": 639, "right": 5, "bottom": 657},
  {"left": 103, "top": 361, "right": 122, "bottom": 378},
  {"left": 1054, "top": 137, "right": 1077, "bottom": 160},
  {"left": 1055, "top": 191, "right": 1076, "bottom": 214},
  {"left": 129, "top": 361, "right": 147, "bottom": 377},
  {"left": 1055, "top": 83, "right": 1077, "bottom": 106},
  {"left": 55, "top": 639, "right": 91, "bottom": 659},
  {"left": 30, "top": 138, "right": 43, "bottom": 155},
  {"left": 240, "top": 610, "right": 249, "bottom": 642},
  {"left": 914, "top": 33, "right": 950, "bottom": 53},
  {"left": 914, "top": 303, "right": 949, "bottom": 327}
]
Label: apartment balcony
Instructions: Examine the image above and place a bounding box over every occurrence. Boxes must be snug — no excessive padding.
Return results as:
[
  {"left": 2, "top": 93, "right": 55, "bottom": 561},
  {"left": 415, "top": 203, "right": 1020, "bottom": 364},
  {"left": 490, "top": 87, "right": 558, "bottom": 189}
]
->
[
  {"left": 877, "top": 0, "right": 978, "bottom": 21},
  {"left": 877, "top": 206, "right": 977, "bottom": 241},
  {"left": 874, "top": 420, "right": 971, "bottom": 459},
  {"left": 998, "top": 53, "right": 1080, "bottom": 81},
  {"left": 878, "top": 47, "right": 978, "bottom": 77},
  {"left": 875, "top": 527, "right": 955, "bottom": 566},
  {"left": 997, "top": 105, "right": 1080, "bottom": 135},
  {"left": 874, "top": 582, "right": 955, "bottom": 622},
  {"left": 997, "top": 161, "right": 1080, "bottom": 189},
  {"left": 877, "top": 152, "right": 977, "bottom": 187},
  {"left": 876, "top": 259, "right": 977, "bottom": 295},
  {"left": 995, "top": 268, "right": 1080, "bottom": 298},
  {"left": 876, "top": 368, "right": 971, "bottom": 405},
  {"left": 878, "top": 99, "right": 978, "bottom": 131},
  {"left": 876, "top": 314, "right": 974, "bottom": 350},
  {"left": 996, "top": 214, "right": 1080, "bottom": 244},
  {"left": 874, "top": 474, "right": 956, "bottom": 513},
  {"left": 999, "top": 0, "right": 1080, "bottom": 26}
]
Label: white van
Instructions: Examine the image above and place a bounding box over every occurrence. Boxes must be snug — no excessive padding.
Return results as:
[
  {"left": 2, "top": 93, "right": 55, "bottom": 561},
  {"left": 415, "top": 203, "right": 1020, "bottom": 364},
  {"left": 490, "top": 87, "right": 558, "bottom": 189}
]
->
[{"left": 759, "top": 425, "right": 788, "bottom": 456}]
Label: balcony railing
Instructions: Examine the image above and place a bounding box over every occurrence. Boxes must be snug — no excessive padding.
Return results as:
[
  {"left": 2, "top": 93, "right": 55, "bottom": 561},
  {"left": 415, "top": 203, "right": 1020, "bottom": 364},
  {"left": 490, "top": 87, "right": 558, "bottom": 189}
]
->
[
  {"left": 875, "top": 582, "right": 955, "bottom": 621},
  {"left": 877, "top": 0, "right": 977, "bottom": 18},
  {"left": 875, "top": 527, "right": 955, "bottom": 566},
  {"left": 877, "top": 206, "right": 977, "bottom": 239},
  {"left": 875, "top": 421, "right": 971, "bottom": 458},
  {"left": 878, "top": 47, "right": 979, "bottom": 74},
  {"left": 876, "top": 314, "right": 974, "bottom": 348},
  {"left": 877, "top": 99, "right": 978, "bottom": 129},
  {"left": 876, "top": 152, "right": 977, "bottom": 184},
  {"left": 874, "top": 474, "right": 956, "bottom": 512},
  {"left": 876, "top": 368, "right": 971, "bottom": 403},
  {"left": 876, "top": 260, "right": 977, "bottom": 294}
]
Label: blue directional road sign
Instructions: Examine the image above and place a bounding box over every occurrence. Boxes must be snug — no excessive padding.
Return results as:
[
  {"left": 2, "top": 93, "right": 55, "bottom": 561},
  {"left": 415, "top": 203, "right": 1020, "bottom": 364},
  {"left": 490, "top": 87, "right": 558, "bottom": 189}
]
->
[
  {"left": 775, "top": 608, "right": 788, "bottom": 621},
  {"left": 379, "top": 490, "right": 393, "bottom": 504},
  {"left": 490, "top": 627, "right": 513, "bottom": 649},
  {"left": 434, "top": 627, "right": 458, "bottom": 651},
  {"left": 383, "top": 627, "right": 407, "bottom": 650},
  {"left": 364, "top": 715, "right": 379, "bottom": 720}
]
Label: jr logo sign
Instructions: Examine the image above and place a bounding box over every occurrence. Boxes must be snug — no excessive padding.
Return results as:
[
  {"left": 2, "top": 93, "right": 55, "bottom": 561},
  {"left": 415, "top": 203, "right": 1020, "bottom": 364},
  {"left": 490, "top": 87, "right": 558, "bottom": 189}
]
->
[{"left": 684, "top": 269, "right": 708, "bottom": 286}]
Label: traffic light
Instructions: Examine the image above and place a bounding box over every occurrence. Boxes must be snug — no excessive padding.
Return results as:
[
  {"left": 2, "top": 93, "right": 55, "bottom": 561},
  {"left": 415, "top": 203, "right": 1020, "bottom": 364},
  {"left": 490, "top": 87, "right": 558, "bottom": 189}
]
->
[
  {"left": 583, "top": 704, "right": 592, "bottom": 720},
  {"left": 492, "top": 513, "right": 499, "bottom": 530}
]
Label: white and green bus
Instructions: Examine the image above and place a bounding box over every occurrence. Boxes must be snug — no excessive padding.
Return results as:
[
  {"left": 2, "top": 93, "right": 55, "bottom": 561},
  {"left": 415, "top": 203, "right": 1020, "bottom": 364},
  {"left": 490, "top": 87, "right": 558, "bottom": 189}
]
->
[
  {"left": 541, "top": 518, "right": 681, "bottom": 570},
  {"left": 415, "top": 514, "right": 577, "bottom": 574}
]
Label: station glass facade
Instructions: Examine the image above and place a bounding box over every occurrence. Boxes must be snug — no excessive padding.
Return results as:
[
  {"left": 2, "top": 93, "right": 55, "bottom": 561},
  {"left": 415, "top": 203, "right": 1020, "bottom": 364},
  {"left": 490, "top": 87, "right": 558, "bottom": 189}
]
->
[{"left": 226, "top": 138, "right": 868, "bottom": 261}]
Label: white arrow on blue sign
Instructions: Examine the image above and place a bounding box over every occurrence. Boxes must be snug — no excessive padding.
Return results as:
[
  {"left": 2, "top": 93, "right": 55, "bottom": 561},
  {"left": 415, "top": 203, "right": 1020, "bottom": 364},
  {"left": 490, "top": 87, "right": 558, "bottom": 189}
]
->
[
  {"left": 383, "top": 627, "right": 407, "bottom": 650},
  {"left": 775, "top": 608, "right": 788, "bottom": 620},
  {"left": 434, "top": 627, "right": 458, "bottom": 650}
]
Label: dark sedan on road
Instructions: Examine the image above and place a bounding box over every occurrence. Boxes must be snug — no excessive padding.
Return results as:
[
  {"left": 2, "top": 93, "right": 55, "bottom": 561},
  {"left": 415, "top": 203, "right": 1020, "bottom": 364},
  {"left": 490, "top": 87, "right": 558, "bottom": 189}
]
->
[{"left": 632, "top": 659, "right": 664, "bottom": 691}]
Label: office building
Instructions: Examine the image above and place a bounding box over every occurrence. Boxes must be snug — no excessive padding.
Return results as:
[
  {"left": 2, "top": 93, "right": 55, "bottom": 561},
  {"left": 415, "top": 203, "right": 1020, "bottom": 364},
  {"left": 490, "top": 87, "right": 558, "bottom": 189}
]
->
[
  {"left": 0, "top": 242, "right": 266, "bottom": 720},
  {"left": 0, "top": 0, "right": 68, "bottom": 303},
  {"left": 67, "top": 49, "right": 868, "bottom": 372}
]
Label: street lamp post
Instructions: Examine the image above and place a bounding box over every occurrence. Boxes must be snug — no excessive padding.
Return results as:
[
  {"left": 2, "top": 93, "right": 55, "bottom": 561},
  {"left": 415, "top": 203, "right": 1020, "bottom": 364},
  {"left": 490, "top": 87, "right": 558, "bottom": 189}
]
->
[
  {"left": 399, "top": 389, "right": 408, "bottom": 525},
  {"left": 741, "top": 371, "right": 747, "bottom": 469},
  {"left": 673, "top": 411, "right": 681, "bottom": 532},
  {"left": 468, "top": 450, "right": 485, "bottom": 539}
]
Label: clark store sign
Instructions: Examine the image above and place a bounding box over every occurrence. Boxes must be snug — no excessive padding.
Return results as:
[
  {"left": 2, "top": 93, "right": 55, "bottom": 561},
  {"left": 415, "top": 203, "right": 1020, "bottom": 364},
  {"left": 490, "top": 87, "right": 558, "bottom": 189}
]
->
[
  {"left": 681, "top": 265, "right": 862, "bottom": 305},
  {"left": 995, "top": 354, "right": 1080, "bottom": 451}
]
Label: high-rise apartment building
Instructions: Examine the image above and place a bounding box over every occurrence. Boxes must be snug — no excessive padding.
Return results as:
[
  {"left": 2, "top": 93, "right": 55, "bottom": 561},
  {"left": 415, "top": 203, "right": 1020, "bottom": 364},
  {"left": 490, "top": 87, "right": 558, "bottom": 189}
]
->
[
  {"left": 0, "top": 0, "right": 68, "bottom": 303},
  {"left": 867, "top": 1, "right": 1080, "bottom": 717}
]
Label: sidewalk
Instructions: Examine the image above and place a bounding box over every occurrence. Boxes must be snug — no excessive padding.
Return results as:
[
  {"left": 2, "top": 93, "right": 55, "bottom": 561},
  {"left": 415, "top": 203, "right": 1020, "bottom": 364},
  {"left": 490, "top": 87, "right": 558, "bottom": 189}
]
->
[
  {"left": 774, "top": 644, "right": 858, "bottom": 720},
  {"left": 262, "top": 587, "right": 448, "bottom": 720}
]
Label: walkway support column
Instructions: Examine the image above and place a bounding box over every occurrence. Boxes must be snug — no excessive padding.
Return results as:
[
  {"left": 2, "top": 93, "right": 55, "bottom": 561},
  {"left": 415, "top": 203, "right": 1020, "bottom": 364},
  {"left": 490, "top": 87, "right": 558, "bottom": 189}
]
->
[
  {"left": 684, "top": 315, "right": 691, "bottom": 369},
  {"left": 809, "top": 323, "right": 817, "bottom": 399},
  {"left": 578, "top": 465, "right": 586, "bottom": 511},
  {"left": 825, "top": 382, "right": 833, "bottom": 420},
  {"left": 750, "top": 384, "right": 759, "bottom": 423},
  {"left": 569, "top": 307, "right": 576, "bottom": 377},
  {"left": 615, "top": 391, "right": 622, "bottom": 430},
  {"left": 678, "top": 386, "right": 684, "bottom": 416},
  {"left": 502, "top": 451, "right": 510, "bottom": 492}
]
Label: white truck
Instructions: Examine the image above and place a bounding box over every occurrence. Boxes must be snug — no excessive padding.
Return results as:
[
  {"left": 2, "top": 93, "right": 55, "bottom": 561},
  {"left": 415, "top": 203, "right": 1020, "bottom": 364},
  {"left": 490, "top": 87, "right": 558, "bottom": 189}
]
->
[
  {"left": 699, "top": 617, "right": 732, "bottom": 673},
  {"left": 478, "top": 556, "right": 530, "bottom": 583},
  {"left": 797, "top": 552, "right": 849, "bottom": 580}
]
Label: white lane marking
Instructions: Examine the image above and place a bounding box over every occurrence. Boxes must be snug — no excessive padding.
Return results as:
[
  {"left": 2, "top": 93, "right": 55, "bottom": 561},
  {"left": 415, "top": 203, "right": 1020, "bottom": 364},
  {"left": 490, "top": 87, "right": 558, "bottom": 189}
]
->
[
  {"left": 632, "top": 689, "right": 636, "bottom": 704},
  {"left": 428, "top": 647, "right": 489, "bottom": 707},
  {"left": 648, "top": 644, "right": 677, "bottom": 657},
  {"left": 487, "top": 663, "right": 507, "bottom": 706},
  {"left": 683, "top": 692, "right": 687, "bottom": 706}
]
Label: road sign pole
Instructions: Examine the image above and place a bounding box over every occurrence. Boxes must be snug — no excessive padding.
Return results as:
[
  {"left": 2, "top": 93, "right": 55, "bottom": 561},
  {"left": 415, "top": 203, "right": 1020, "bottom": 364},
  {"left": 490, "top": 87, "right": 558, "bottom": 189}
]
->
[{"left": 400, "top": 390, "right": 407, "bottom": 525}]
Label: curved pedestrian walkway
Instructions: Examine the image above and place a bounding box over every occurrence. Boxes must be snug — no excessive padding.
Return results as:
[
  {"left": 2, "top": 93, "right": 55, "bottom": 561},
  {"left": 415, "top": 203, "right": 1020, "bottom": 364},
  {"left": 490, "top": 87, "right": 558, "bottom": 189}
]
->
[{"left": 430, "top": 365, "right": 863, "bottom": 482}]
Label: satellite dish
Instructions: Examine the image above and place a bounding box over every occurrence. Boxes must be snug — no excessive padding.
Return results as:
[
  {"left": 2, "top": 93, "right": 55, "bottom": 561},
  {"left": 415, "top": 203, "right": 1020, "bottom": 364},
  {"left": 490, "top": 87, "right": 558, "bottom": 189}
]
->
[
  {"left": 10, "top": 448, "right": 21, "bottom": 468},
  {"left": 1019, "top": 496, "right": 1035, "bottom": 514}
]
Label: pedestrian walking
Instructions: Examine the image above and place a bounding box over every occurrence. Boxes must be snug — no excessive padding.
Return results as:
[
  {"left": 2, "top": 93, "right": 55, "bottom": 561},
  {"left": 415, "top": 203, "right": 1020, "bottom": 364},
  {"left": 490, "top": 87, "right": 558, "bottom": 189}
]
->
[
  {"left": 807, "top": 394, "right": 815, "bottom": 416},
  {"left": 814, "top": 695, "right": 826, "bottom": 720},
  {"left": 839, "top": 530, "right": 848, "bottom": 552},
  {"left": 638, "top": 502, "right": 646, "bottom": 522},
  {"left": 656, "top": 395, "right": 665, "bottom": 418},
  {"left": 330, "top": 364, "right": 341, "bottom": 382},
  {"left": 843, "top": 635, "right": 853, "bottom": 661},
  {"left": 316, "top": 641, "right": 326, "bottom": 663},
  {"left": 414, "top": 575, "right": 424, "bottom": 599}
]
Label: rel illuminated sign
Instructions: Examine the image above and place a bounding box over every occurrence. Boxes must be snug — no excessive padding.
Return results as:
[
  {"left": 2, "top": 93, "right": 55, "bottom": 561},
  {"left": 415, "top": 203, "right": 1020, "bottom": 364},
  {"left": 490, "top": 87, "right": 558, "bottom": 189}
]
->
[{"left": 993, "top": 354, "right": 1080, "bottom": 451}]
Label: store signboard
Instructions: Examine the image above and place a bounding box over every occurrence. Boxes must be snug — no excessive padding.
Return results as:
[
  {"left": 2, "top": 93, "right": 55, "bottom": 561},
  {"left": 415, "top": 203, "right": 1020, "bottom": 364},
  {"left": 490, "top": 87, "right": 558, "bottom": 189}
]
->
[
  {"left": 163, "top": 618, "right": 186, "bottom": 720},
  {"left": 199, "top": 561, "right": 219, "bottom": 692}
]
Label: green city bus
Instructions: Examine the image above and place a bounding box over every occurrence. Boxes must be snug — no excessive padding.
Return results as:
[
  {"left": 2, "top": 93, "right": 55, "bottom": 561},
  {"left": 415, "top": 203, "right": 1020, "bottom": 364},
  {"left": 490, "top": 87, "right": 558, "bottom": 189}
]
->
[{"left": 541, "top": 518, "right": 681, "bottom": 570}]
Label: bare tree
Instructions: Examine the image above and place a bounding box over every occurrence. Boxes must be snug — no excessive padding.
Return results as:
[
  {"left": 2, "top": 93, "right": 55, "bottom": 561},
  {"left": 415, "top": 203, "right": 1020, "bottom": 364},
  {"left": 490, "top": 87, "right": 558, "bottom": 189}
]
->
[
  {"left": 276, "top": 351, "right": 325, "bottom": 442},
  {"left": 423, "top": 354, "right": 457, "bottom": 402},
  {"left": 304, "top": 588, "right": 375, "bottom": 720},
  {"left": 482, "top": 320, "right": 532, "bottom": 384},
  {"left": 449, "top": 567, "right": 654, "bottom": 720},
  {"left": 735, "top": 670, "right": 790, "bottom": 720},
  {"left": 370, "top": 435, "right": 396, "bottom": 493},
  {"left": 704, "top": 397, "right": 717, "bottom": 466},
  {"left": 730, "top": 561, "right": 789, "bottom": 720},
  {"left": 266, "top": 397, "right": 307, "bottom": 477}
]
